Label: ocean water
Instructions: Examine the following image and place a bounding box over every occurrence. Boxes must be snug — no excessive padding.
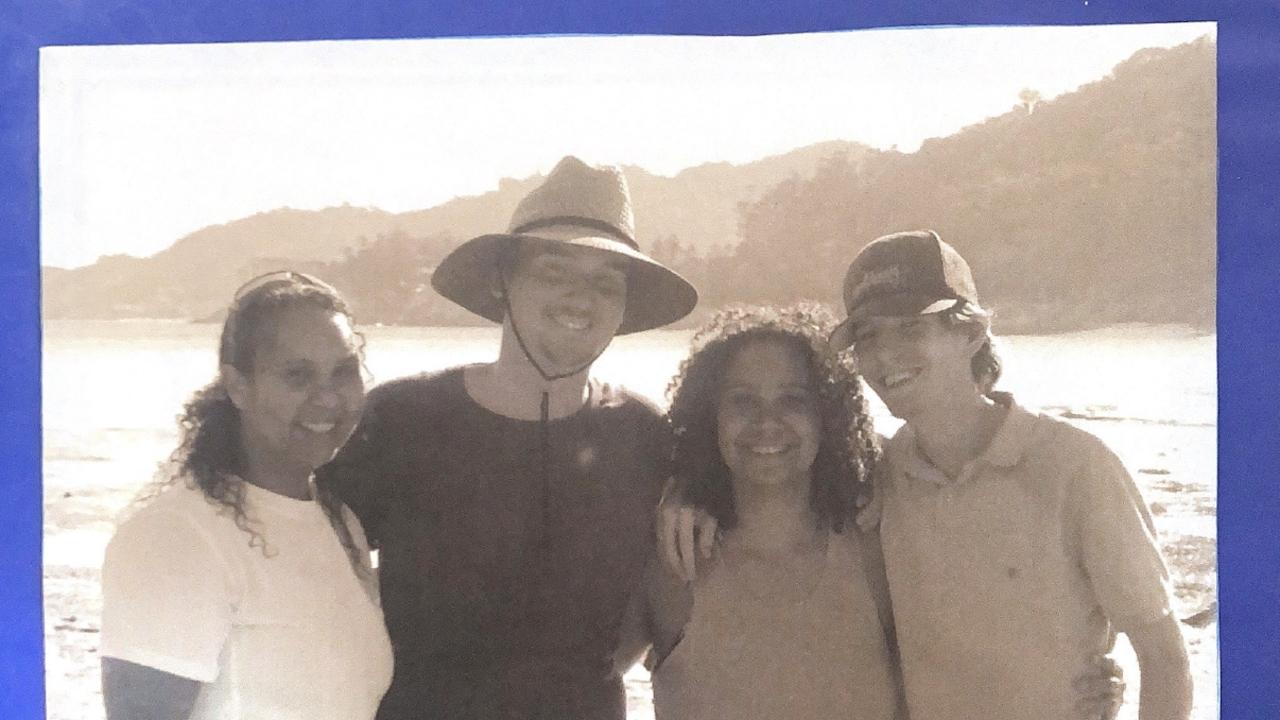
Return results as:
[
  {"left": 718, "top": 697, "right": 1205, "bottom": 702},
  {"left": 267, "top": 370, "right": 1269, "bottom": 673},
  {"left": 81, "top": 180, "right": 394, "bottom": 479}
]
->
[
  {"left": 42, "top": 320, "right": 1215, "bottom": 458},
  {"left": 41, "top": 320, "right": 1216, "bottom": 563},
  {"left": 40, "top": 320, "right": 1218, "bottom": 720}
]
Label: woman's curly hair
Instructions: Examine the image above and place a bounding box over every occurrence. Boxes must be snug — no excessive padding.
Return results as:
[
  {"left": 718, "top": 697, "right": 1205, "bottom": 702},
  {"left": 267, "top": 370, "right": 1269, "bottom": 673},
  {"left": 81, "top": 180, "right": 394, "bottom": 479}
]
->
[
  {"left": 666, "top": 302, "right": 881, "bottom": 534},
  {"left": 147, "top": 271, "right": 370, "bottom": 577}
]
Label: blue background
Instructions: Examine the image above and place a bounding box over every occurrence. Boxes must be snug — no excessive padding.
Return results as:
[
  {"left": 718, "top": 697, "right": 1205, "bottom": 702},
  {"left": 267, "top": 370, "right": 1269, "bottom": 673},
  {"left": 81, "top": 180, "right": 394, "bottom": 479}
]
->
[{"left": 3, "top": 1, "right": 1276, "bottom": 717}]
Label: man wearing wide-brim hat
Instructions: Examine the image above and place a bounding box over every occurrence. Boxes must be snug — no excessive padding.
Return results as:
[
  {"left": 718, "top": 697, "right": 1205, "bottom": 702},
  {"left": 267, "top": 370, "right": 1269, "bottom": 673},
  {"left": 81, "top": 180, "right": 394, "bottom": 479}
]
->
[{"left": 320, "top": 156, "right": 697, "bottom": 720}]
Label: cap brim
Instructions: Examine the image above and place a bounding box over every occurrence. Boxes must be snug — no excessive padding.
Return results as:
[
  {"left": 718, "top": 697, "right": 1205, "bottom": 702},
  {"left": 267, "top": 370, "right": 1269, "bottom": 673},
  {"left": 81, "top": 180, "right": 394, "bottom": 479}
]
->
[
  {"left": 854, "top": 293, "right": 959, "bottom": 319},
  {"left": 828, "top": 318, "right": 858, "bottom": 351},
  {"left": 431, "top": 231, "right": 699, "bottom": 334},
  {"left": 829, "top": 295, "right": 960, "bottom": 350}
]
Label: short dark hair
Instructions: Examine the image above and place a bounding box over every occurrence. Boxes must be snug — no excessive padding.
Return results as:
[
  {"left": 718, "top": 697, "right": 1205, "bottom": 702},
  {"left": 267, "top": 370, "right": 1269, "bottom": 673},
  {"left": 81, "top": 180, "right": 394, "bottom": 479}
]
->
[{"left": 666, "top": 303, "right": 880, "bottom": 533}]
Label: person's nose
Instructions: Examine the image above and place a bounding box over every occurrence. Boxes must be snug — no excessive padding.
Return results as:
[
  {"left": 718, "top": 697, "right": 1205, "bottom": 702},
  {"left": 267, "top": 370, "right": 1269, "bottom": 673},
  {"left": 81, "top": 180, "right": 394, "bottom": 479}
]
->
[
  {"left": 751, "top": 400, "right": 789, "bottom": 432},
  {"left": 561, "top": 281, "right": 596, "bottom": 309},
  {"left": 309, "top": 382, "right": 345, "bottom": 410},
  {"left": 870, "top": 335, "right": 909, "bottom": 371}
]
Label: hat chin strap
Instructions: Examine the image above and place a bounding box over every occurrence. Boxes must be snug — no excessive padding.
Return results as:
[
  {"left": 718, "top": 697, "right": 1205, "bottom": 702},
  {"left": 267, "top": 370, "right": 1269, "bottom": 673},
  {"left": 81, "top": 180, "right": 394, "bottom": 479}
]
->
[
  {"left": 497, "top": 268, "right": 603, "bottom": 609},
  {"left": 497, "top": 268, "right": 605, "bottom": 384}
]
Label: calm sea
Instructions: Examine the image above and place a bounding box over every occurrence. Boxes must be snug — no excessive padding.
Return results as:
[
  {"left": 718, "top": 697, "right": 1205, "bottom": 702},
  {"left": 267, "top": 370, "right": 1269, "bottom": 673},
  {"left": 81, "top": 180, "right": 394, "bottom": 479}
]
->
[
  {"left": 42, "top": 318, "right": 1216, "bottom": 559},
  {"left": 42, "top": 319, "right": 1215, "bottom": 457}
]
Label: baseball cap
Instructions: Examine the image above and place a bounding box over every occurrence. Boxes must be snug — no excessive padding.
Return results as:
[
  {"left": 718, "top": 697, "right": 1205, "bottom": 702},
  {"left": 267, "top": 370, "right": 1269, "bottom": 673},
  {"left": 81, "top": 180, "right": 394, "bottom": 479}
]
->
[{"left": 829, "top": 230, "right": 978, "bottom": 350}]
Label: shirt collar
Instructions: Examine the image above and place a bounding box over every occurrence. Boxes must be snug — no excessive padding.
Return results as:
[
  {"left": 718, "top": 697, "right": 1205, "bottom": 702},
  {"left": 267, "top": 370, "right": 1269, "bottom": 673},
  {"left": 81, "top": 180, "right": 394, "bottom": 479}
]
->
[
  {"left": 889, "top": 425, "right": 945, "bottom": 484},
  {"left": 888, "top": 396, "right": 1039, "bottom": 485},
  {"left": 980, "top": 399, "right": 1038, "bottom": 468},
  {"left": 233, "top": 474, "right": 323, "bottom": 520}
]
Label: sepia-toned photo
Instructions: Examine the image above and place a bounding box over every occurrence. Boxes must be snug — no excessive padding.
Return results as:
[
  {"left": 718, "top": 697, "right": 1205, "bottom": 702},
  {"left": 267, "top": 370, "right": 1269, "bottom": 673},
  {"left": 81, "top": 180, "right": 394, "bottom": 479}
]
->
[{"left": 40, "top": 24, "right": 1217, "bottom": 720}]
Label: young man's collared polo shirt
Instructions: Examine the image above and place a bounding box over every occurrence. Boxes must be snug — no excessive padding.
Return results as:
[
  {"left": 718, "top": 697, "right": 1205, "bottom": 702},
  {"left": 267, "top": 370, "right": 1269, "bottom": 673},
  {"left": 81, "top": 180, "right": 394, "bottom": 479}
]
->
[{"left": 880, "top": 400, "right": 1173, "bottom": 720}]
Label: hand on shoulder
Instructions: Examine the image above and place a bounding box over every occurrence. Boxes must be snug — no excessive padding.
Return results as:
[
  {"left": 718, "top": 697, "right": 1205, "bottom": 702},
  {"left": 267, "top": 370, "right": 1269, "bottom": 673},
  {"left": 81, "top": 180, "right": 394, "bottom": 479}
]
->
[{"left": 657, "top": 477, "right": 719, "bottom": 583}]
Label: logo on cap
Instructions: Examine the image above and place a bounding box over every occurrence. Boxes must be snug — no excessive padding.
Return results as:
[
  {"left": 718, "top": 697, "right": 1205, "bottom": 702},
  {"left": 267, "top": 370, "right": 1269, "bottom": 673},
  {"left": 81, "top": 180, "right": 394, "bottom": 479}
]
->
[{"left": 846, "top": 265, "right": 904, "bottom": 306}]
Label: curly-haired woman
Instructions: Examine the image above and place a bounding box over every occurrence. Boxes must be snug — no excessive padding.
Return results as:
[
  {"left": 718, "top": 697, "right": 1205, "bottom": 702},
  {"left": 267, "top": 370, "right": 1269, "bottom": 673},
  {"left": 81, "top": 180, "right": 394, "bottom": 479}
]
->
[
  {"left": 99, "top": 271, "right": 392, "bottom": 720},
  {"left": 616, "top": 302, "right": 904, "bottom": 720}
]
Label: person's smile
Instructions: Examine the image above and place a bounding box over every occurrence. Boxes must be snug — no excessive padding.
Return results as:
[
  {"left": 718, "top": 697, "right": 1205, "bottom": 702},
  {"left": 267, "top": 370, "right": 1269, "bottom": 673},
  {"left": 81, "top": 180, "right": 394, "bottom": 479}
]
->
[
  {"left": 546, "top": 304, "right": 595, "bottom": 332},
  {"left": 717, "top": 337, "right": 822, "bottom": 490},
  {"left": 880, "top": 367, "right": 922, "bottom": 391}
]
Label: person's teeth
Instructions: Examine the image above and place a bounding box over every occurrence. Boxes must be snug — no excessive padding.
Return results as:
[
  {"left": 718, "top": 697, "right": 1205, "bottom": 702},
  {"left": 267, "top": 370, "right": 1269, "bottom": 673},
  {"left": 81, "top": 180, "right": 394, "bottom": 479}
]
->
[
  {"left": 552, "top": 312, "right": 590, "bottom": 330},
  {"left": 749, "top": 445, "right": 786, "bottom": 455},
  {"left": 302, "top": 422, "right": 336, "bottom": 433},
  {"left": 885, "top": 371, "right": 916, "bottom": 388}
]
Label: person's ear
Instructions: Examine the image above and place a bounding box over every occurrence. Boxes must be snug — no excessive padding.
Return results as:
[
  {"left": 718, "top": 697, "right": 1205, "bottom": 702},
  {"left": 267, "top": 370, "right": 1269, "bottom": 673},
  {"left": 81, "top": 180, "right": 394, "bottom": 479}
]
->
[
  {"left": 489, "top": 244, "right": 519, "bottom": 301},
  {"left": 222, "top": 364, "right": 250, "bottom": 410}
]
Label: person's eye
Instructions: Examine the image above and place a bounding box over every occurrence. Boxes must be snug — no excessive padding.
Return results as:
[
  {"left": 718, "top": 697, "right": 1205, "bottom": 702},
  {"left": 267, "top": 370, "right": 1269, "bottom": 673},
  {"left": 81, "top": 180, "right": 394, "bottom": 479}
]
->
[
  {"left": 334, "top": 360, "right": 362, "bottom": 382},
  {"left": 282, "top": 366, "right": 314, "bottom": 389},
  {"left": 592, "top": 276, "right": 626, "bottom": 297},
  {"left": 721, "top": 391, "right": 756, "bottom": 412},
  {"left": 534, "top": 264, "right": 570, "bottom": 283},
  {"left": 780, "top": 392, "right": 814, "bottom": 410}
]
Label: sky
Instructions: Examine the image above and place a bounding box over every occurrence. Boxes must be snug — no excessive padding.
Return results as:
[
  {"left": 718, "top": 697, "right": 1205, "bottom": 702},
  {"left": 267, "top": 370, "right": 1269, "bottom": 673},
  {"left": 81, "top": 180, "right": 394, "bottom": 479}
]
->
[{"left": 39, "top": 22, "right": 1214, "bottom": 269}]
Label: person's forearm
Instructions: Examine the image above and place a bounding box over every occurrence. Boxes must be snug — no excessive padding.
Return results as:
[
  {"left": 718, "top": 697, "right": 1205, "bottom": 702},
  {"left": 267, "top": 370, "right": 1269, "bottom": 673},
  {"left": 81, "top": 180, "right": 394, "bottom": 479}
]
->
[
  {"left": 103, "top": 657, "right": 200, "bottom": 720},
  {"left": 1137, "top": 665, "right": 1193, "bottom": 720},
  {"left": 1131, "top": 617, "right": 1193, "bottom": 720}
]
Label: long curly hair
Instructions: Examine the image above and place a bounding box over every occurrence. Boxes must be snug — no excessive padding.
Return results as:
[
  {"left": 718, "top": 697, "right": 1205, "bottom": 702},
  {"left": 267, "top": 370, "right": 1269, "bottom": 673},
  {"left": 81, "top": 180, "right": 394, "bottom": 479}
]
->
[
  {"left": 666, "top": 303, "right": 880, "bottom": 534},
  {"left": 152, "top": 271, "right": 369, "bottom": 576}
]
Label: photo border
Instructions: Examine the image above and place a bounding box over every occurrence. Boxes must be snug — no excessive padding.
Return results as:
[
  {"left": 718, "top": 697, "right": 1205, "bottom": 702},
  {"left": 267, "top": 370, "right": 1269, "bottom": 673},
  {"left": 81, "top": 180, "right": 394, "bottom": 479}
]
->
[{"left": 4, "top": 1, "right": 1276, "bottom": 717}]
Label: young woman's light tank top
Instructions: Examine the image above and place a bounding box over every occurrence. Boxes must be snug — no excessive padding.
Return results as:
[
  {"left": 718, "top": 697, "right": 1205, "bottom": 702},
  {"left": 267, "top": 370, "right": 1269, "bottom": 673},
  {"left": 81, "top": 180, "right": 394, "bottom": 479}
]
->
[{"left": 651, "top": 530, "right": 899, "bottom": 720}]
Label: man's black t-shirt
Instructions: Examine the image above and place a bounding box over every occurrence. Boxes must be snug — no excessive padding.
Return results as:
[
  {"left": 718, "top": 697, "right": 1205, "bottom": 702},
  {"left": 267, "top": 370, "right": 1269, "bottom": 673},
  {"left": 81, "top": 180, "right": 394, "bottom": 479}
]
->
[{"left": 318, "top": 367, "right": 669, "bottom": 720}]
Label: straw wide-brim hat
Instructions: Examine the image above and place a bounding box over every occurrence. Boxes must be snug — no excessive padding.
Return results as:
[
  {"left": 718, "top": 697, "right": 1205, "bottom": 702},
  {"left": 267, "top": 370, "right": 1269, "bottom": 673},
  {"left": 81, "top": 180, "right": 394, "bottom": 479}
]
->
[{"left": 431, "top": 156, "right": 698, "bottom": 335}]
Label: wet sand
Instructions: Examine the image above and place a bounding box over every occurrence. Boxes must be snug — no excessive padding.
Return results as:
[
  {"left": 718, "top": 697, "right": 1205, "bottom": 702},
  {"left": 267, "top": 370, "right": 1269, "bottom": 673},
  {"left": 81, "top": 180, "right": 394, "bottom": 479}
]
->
[{"left": 43, "top": 417, "right": 1216, "bottom": 720}]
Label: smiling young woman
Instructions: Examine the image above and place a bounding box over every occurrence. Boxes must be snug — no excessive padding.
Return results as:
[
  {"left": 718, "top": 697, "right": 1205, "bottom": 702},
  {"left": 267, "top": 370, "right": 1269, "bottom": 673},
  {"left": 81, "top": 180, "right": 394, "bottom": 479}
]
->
[
  {"left": 715, "top": 336, "right": 823, "bottom": 495},
  {"left": 222, "top": 303, "right": 367, "bottom": 497},
  {"left": 615, "top": 303, "right": 901, "bottom": 720},
  {"left": 99, "top": 271, "right": 392, "bottom": 720}
]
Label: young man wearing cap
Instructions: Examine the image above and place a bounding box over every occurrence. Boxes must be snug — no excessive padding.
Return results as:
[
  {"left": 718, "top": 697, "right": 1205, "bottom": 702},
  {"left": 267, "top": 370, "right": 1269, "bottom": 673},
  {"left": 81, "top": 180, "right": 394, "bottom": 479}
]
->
[
  {"left": 319, "top": 157, "right": 697, "bottom": 720},
  {"left": 662, "top": 230, "right": 1190, "bottom": 720}
]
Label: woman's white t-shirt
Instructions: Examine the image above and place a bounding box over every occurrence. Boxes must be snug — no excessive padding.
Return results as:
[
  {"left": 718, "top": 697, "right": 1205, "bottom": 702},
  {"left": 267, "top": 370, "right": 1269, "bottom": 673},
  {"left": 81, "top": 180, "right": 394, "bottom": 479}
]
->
[{"left": 101, "top": 480, "right": 394, "bottom": 720}]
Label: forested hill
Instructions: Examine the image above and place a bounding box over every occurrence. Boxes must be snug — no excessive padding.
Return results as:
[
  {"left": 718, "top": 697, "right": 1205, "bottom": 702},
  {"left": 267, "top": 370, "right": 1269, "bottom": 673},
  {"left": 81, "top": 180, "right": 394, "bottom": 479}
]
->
[
  {"left": 42, "top": 38, "right": 1214, "bottom": 333},
  {"left": 701, "top": 37, "right": 1216, "bottom": 332},
  {"left": 41, "top": 141, "right": 870, "bottom": 323}
]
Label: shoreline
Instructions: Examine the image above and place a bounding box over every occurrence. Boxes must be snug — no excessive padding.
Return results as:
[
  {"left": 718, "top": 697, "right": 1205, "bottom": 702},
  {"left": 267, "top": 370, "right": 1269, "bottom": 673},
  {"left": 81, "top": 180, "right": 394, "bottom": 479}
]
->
[{"left": 40, "top": 315, "right": 1217, "bottom": 338}]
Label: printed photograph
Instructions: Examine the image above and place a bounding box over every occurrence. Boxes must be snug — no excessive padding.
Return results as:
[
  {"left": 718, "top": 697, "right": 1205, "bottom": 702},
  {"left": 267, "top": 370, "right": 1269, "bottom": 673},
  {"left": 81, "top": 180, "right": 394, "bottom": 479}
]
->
[{"left": 40, "top": 24, "right": 1217, "bottom": 720}]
